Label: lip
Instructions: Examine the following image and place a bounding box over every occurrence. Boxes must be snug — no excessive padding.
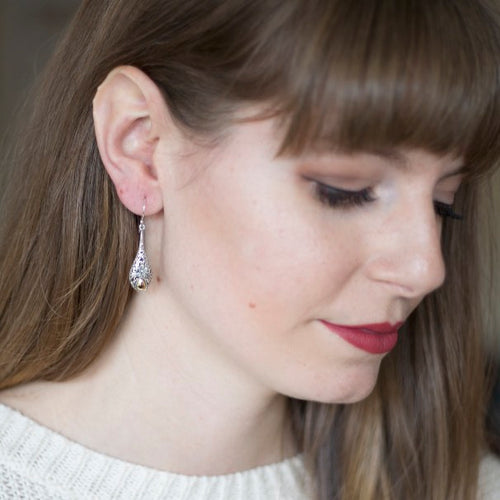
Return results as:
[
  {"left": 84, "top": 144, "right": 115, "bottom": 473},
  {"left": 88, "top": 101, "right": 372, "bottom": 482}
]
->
[{"left": 320, "top": 321, "right": 403, "bottom": 354}]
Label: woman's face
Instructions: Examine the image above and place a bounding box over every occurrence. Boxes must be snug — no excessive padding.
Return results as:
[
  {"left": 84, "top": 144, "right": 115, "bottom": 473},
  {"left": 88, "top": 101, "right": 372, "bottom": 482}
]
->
[{"left": 154, "top": 117, "right": 463, "bottom": 403}]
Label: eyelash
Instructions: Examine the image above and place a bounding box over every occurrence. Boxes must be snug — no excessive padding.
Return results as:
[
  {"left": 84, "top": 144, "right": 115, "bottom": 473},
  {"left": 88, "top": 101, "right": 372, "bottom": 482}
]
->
[
  {"left": 313, "top": 181, "right": 463, "bottom": 220},
  {"left": 433, "top": 201, "right": 463, "bottom": 220},
  {"left": 314, "top": 182, "right": 375, "bottom": 208}
]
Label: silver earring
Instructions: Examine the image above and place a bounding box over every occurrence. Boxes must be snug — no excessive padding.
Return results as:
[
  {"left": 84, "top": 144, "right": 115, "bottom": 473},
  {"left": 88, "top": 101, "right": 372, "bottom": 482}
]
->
[{"left": 129, "top": 201, "right": 152, "bottom": 292}]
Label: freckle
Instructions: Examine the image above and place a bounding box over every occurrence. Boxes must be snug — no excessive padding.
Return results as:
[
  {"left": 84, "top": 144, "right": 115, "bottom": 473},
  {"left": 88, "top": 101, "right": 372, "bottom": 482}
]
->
[
  {"left": 248, "top": 302, "right": 256, "bottom": 309},
  {"left": 156, "top": 276, "right": 161, "bottom": 283}
]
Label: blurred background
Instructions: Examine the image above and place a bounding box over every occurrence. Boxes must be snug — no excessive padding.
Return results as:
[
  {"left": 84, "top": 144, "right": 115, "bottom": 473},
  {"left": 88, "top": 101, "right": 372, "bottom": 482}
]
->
[
  {"left": 1, "top": 0, "right": 499, "bottom": 449},
  {"left": 0, "top": 0, "right": 80, "bottom": 140}
]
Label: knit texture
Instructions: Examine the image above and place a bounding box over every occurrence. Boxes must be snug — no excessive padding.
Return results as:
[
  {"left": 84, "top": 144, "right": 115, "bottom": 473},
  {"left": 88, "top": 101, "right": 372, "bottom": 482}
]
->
[
  {"left": 0, "top": 404, "right": 310, "bottom": 499},
  {"left": 478, "top": 453, "right": 500, "bottom": 500},
  {"left": 1, "top": 402, "right": 499, "bottom": 499}
]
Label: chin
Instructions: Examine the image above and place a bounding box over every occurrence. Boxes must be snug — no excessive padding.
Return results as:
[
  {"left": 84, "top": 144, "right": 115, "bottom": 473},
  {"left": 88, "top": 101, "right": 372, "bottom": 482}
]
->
[
  {"left": 333, "top": 378, "right": 379, "bottom": 404},
  {"left": 286, "top": 363, "right": 382, "bottom": 405},
  {"left": 312, "top": 379, "right": 379, "bottom": 405}
]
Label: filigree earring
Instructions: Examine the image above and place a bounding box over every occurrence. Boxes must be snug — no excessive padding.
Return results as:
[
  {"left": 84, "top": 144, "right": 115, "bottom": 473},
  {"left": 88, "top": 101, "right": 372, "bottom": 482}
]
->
[{"left": 129, "top": 201, "right": 152, "bottom": 292}]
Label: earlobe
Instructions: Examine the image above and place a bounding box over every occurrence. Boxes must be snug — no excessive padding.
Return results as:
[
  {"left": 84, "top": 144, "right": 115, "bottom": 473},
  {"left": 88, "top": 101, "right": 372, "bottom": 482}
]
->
[{"left": 92, "top": 66, "right": 167, "bottom": 215}]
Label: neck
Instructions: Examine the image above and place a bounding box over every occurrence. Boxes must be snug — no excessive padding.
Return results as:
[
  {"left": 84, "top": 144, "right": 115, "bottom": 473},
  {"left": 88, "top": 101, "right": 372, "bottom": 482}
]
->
[{"left": 1, "top": 290, "right": 296, "bottom": 475}]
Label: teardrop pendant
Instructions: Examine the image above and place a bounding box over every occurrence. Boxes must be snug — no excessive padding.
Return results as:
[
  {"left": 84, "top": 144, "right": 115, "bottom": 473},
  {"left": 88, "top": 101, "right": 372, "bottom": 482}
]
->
[{"left": 129, "top": 214, "right": 152, "bottom": 292}]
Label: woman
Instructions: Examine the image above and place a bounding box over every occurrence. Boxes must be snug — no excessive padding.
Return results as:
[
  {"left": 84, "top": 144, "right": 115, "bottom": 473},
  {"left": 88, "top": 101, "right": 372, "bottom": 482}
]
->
[{"left": 0, "top": 0, "right": 499, "bottom": 498}]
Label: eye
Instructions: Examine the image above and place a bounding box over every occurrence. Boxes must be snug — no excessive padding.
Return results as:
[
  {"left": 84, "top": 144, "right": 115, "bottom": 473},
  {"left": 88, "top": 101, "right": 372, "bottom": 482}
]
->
[
  {"left": 433, "top": 201, "right": 463, "bottom": 220},
  {"left": 313, "top": 181, "right": 376, "bottom": 209}
]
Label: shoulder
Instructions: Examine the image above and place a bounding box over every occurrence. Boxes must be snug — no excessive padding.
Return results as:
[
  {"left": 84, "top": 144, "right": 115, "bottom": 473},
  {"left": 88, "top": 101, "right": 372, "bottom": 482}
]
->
[{"left": 478, "top": 453, "right": 500, "bottom": 500}]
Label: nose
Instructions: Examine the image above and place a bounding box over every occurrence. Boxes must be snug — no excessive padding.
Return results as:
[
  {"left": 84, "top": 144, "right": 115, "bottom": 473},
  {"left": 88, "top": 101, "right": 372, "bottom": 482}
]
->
[{"left": 366, "top": 204, "right": 446, "bottom": 299}]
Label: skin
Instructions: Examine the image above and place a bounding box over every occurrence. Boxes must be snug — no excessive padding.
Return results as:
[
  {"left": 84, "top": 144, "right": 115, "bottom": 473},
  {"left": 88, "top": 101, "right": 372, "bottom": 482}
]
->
[{"left": 0, "top": 67, "right": 463, "bottom": 475}]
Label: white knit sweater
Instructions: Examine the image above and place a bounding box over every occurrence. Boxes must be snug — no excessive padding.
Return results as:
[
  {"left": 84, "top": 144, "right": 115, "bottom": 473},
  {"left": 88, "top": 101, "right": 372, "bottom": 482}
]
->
[
  {"left": 0, "top": 403, "right": 309, "bottom": 499},
  {"left": 1, "top": 403, "right": 499, "bottom": 499}
]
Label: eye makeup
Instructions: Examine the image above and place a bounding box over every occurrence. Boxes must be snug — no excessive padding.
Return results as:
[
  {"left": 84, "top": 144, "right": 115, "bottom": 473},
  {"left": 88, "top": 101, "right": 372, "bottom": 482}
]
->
[
  {"left": 311, "top": 179, "right": 463, "bottom": 221},
  {"left": 313, "top": 181, "right": 376, "bottom": 209},
  {"left": 433, "top": 201, "right": 463, "bottom": 220}
]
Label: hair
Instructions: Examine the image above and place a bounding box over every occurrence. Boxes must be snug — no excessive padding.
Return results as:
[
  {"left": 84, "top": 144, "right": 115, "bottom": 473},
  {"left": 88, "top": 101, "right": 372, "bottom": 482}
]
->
[{"left": 1, "top": 0, "right": 500, "bottom": 498}]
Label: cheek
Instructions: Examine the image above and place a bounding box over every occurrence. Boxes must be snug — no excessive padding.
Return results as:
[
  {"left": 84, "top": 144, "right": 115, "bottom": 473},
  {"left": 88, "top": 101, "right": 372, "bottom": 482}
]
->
[
  {"left": 162, "top": 179, "right": 359, "bottom": 332},
  {"left": 158, "top": 171, "right": 381, "bottom": 403}
]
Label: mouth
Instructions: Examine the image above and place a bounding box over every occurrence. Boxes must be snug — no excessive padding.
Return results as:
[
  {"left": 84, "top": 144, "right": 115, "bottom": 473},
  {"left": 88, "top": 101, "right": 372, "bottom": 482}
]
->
[{"left": 320, "top": 320, "right": 403, "bottom": 354}]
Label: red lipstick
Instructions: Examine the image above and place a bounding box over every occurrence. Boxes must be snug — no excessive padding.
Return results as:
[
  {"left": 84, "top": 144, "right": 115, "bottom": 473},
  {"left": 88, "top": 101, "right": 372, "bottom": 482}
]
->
[{"left": 320, "top": 321, "right": 403, "bottom": 354}]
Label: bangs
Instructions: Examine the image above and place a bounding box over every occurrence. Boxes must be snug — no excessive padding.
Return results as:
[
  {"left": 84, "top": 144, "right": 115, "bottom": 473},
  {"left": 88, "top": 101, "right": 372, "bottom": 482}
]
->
[{"left": 276, "top": 1, "right": 500, "bottom": 179}]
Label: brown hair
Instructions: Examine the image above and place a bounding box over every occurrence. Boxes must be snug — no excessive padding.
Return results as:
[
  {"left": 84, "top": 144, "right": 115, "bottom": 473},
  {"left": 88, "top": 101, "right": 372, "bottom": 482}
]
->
[{"left": 1, "top": 1, "right": 500, "bottom": 498}]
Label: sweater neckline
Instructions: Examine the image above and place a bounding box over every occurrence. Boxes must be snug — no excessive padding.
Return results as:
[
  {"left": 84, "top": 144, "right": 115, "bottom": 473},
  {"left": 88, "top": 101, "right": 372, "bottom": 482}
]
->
[{"left": 0, "top": 402, "right": 310, "bottom": 498}]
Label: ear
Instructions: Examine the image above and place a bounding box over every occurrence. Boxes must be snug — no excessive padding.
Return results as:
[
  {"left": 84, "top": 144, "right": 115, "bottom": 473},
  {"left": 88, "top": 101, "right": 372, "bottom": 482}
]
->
[{"left": 92, "top": 66, "right": 170, "bottom": 215}]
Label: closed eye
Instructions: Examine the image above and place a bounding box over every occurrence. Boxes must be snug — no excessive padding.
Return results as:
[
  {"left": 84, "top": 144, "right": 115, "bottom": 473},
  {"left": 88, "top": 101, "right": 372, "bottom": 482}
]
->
[
  {"left": 313, "top": 181, "right": 376, "bottom": 209},
  {"left": 311, "top": 178, "right": 462, "bottom": 219},
  {"left": 433, "top": 201, "right": 463, "bottom": 220}
]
